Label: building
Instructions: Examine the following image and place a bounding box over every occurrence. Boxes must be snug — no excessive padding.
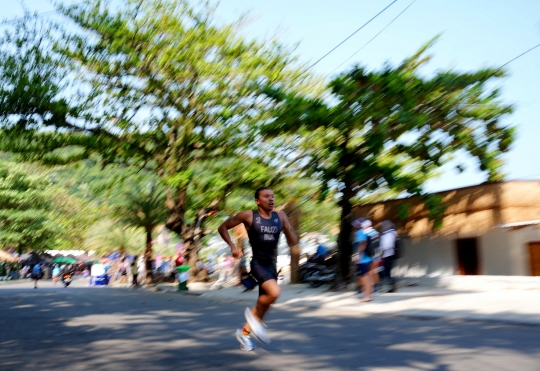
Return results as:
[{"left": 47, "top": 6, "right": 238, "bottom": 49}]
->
[{"left": 354, "top": 181, "right": 540, "bottom": 277}]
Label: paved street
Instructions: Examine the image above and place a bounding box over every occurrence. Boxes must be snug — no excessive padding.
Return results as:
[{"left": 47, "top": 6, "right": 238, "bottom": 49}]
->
[{"left": 1, "top": 279, "right": 539, "bottom": 371}]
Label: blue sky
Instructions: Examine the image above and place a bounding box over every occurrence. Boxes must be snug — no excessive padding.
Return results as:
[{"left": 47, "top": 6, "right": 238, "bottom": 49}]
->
[{"left": 3, "top": 0, "right": 540, "bottom": 192}]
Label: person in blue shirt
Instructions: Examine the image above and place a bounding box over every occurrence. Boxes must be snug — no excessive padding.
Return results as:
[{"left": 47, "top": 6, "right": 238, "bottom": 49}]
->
[
  {"left": 32, "top": 264, "right": 43, "bottom": 289},
  {"left": 52, "top": 265, "right": 61, "bottom": 286},
  {"left": 312, "top": 238, "right": 330, "bottom": 263},
  {"left": 353, "top": 219, "right": 378, "bottom": 302}
]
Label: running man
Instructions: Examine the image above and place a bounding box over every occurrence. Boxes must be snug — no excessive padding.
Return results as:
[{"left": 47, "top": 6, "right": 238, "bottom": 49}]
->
[{"left": 218, "top": 187, "right": 298, "bottom": 351}]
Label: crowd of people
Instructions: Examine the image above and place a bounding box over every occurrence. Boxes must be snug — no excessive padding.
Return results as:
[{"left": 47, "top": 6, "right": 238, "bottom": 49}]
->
[{"left": 0, "top": 261, "right": 19, "bottom": 280}]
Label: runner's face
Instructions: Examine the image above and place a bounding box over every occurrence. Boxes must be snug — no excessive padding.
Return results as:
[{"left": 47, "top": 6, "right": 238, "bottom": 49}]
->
[{"left": 256, "top": 190, "right": 275, "bottom": 211}]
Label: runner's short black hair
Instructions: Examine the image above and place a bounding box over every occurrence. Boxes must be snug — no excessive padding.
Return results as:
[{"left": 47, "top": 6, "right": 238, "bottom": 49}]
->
[{"left": 255, "top": 187, "right": 272, "bottom": 200}]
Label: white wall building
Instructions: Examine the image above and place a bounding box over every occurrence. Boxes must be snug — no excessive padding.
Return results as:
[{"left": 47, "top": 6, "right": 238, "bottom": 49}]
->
[{"left": 355, "top": 181, "right": 540, "bottom": 277}]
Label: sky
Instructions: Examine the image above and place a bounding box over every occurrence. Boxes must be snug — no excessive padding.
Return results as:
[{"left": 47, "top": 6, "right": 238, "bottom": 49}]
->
[{"left": 2, "top": 0, "right": 540, "bottom": 193}]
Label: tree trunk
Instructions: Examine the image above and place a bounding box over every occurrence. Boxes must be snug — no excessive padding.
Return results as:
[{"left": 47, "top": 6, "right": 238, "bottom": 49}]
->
[
  {"left": 165, "top": 186, "right": 226, "bottom": 282},
  {"left": 144, "top": 227, "right": 154, "bottom": 284},
  {"left": 283, "top": 202, "right": 301, "bottom": 284},
  {"left": 165, "top": 188, "right": 187, "bottom": 235},
  {"left": 181, "top": 219, "right": 213, "bottom": 283},
  {"left": 332, "top": 182, "right": 355, "bottom": 290},
  {"left": 180, "top": 225, "right": 203, "bottom": 282}
]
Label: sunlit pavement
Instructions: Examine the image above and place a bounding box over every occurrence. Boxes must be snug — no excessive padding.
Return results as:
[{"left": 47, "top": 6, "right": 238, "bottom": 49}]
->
[
  {"left": 173, "top": 283, "right": 540, "bottom": 326},
  {"left": 1, "top": 279, "right": 539, "bottom": 371}
]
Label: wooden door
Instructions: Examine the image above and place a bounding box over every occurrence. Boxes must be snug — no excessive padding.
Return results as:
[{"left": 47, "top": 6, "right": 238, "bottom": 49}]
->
[
  {"left": 529, "top": 243, "right": 540, "bottom": 276},
  {"left": 456, "top": 238, "right": 479, "bottom": 275}
]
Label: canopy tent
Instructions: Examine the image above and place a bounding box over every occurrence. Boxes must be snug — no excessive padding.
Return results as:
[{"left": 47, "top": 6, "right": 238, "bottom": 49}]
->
[{"left": 51, "top": 256, "right": 78, "bottom": 265}]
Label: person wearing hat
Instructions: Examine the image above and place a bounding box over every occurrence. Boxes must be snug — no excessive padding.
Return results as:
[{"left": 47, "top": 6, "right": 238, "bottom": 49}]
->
[{"left": 352, "top": 219, "right": 379, "bottom": 302}]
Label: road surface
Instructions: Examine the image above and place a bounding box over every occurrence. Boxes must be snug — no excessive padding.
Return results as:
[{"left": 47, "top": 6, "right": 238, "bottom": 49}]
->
[{"left": 1, "top": 279, "right": 538, "bottom": 370}]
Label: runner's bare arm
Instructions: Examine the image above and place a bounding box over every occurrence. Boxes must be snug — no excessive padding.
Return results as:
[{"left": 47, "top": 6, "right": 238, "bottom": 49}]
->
[
  {"left": 218, "top": 211, "right": 251, "bottom": 258},
  {"left": 278, "top": 211, "right": 299, "bottom": 247}
]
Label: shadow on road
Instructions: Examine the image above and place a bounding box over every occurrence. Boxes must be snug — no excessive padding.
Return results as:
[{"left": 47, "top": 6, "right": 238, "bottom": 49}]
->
[{"left": 0, "top": 285, "right": 539, "bottom": 371}]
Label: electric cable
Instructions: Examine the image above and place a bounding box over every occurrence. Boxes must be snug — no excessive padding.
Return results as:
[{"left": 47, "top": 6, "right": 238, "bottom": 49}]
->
[
  {"left": 1, "top": 1, "right": 84, "bottom": 25},
  {"left": 328, "top": 0, "right": 416, "bottom": 77},
  {"left": 307, "top": 0, "right": 398, "bottom": 70},
  {"left": 499, "top": 43, "right": 540, "bottom": 70}
]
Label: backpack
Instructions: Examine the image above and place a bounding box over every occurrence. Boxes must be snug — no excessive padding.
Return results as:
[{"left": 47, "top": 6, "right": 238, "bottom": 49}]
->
[
  {"left": 364, "top": 231, "right": 380, "bottom": 258},
  {"left": 393, "top": 235, "right": 402, "bottom": 259},
  {"left": 33, "top": 265, "right": 43, "bottom": 278}
]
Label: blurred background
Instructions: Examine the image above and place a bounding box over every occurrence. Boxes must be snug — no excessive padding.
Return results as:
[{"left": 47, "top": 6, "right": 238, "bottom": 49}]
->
[{"left": 0, "top": 0, "right": 539, "bottom": 287}]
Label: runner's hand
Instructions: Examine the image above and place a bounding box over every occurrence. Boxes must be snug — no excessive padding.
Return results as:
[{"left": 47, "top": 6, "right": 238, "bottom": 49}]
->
[{"left": 231, "top": 246, "right": 243, "bottom": 259}]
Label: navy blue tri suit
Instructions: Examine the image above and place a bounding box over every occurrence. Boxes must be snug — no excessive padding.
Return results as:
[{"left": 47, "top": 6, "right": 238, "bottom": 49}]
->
[{"left": 248, "top": 210, "right": 282, "bottom": 294}]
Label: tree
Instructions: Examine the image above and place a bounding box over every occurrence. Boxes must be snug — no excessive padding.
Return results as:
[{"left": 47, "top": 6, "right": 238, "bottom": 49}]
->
[
  {"left": 0, "top": 1, "right": 312, "bottom": 275},
  {"left": 261, "top": 40, "right": 515, "bottom": 285},
  {"left": 0, "top": 161, "right": 59, "bottom": 253},
  {"left": 83, "top": 219, "right": 145, "bottom": 257},
  {"left": 114, "top": 184, "right": 168, "bottom": 283},
  {"left": 47, "top": 184, "right": 102, "bottom": 250}
]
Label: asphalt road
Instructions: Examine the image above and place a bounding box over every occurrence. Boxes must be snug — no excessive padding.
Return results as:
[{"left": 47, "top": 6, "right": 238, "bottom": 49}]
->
[{"left": 1, "top": 279, "right": 539, "bottom": 371}]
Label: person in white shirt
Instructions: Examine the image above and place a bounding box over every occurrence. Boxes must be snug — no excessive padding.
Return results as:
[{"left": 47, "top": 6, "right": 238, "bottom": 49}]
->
[{"left": 380, "top": 220, "right": 398, "bottom": 293}]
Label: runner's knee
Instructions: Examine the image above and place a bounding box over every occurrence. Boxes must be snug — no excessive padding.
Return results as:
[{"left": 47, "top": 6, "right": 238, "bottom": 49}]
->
[{"left": 266, "top": 285, "right": 280, "bottom": 302}]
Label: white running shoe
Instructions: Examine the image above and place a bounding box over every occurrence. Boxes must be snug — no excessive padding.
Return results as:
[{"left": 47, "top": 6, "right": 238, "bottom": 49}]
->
[
  {"left": 244, "top": 308, "right": 271, "bottom": 344},
  {"left": 236, "top": 328, "right": 255, "bottom": 351}
]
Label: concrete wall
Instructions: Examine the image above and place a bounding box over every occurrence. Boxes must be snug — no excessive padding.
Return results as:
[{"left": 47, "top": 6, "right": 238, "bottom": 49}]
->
[
  {"left": 393, "top": 236, "right": 456, "bottom": 277},
  {"left": 394, "top": 226, "right": 540, "bottom": 277},
  {"left": 480, "top": 227, "right": 540, "bottom": 276},
  {"left": 508, "top": 226, "right": 540, "bottom": 275},
  {"left": 480, "top": 229, "right": 513, "bottom": 275}
]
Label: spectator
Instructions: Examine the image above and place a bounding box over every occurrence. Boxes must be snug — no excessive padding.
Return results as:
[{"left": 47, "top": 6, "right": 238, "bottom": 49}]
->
[
  {"left": 353, "top": 219, "right": 380, "bottom": 302},
  {"left": 131, "top": 258, "right": 139, "bottom": 288},
  {"left": 380, "top": 220, "right": 398, "bottom": 293},
  {"left": 32, "top": 264, "right": 43, "bottom": 289},
  {"left": 52, "top": 265, "right": 61, "bottom": 286}
]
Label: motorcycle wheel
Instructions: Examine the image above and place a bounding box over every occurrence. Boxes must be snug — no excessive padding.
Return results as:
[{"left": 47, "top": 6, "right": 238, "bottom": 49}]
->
[{"left": 302, "top": 271, "right": 316, "bottom": 283}]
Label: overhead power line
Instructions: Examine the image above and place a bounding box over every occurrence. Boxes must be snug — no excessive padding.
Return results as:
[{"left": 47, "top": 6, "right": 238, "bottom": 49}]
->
[
  {"left": 307, "top": 0, "right": 398, "bottom": 70},
  {"left": 1, "top": 2, "right": 84, "bottom": 25},
  {"left": 328, "top": 0, "right": 416, "bottom": 77},
  {"left": 1, "top": 9, "right": 55, "bottom": 25},
  {"left": 499, "top": 43, "right": 540, "bottom": 70}
]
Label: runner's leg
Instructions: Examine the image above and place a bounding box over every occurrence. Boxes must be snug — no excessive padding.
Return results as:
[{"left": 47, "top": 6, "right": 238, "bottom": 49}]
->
[{"left": 252, "top": 279, "right": 280, "bottom": 321}]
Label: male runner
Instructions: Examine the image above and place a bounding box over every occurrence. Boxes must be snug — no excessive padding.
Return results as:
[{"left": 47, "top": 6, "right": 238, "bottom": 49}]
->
[{"left": 218, "top": 187, "right": 298, "bottom": 351}]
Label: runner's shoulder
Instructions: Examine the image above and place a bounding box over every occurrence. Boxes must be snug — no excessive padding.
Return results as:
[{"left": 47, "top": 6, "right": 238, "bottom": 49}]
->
[
  {"left": 276, "top": 210, "right": 289, "bottom": 222},
  {"left": 234, "top": 210, "right": 253, "bottom": 222}
]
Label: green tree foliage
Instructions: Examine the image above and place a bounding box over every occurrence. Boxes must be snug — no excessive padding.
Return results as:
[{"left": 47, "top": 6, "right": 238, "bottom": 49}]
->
[
  {"left": 48, "top": 185, "right": 102, "bottom": 250},
  {"left": 0, "top": 1, "right": 312, "bottom": 275},
  {"left": 262, "top": 40, "right": 515, "bottom": 282},
  {"left": 0, "top": 162, "right": 59, "bottom": 253},
  {"left": 114, "top": 184, "right": 168, "bottom": 282},
  {"left": 83, "top": 219, "right": 145, "bottom": 257}
]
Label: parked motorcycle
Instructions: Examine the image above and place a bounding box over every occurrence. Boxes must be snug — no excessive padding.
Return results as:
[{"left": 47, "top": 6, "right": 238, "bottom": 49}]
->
[
  {"left": 299, "top": 250, "right": 337, "bottom": 288},
  {"left": 301, "top": 264, "right": 336, "bottom": 287}
]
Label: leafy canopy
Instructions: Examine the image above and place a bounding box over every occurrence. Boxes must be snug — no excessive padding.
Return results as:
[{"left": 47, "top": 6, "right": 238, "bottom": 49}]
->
[
  {"left": 0, "top": 161, "right": 59, "bottom": 253},
  {"left": 262, "top": 40, "right": 515, "bottom": 278},
  {"left": 264, "top": 40, "right": 514, "bottom": 204},
  {"left": 0, "top": 0, "right": 314, "bottom": 240}
]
